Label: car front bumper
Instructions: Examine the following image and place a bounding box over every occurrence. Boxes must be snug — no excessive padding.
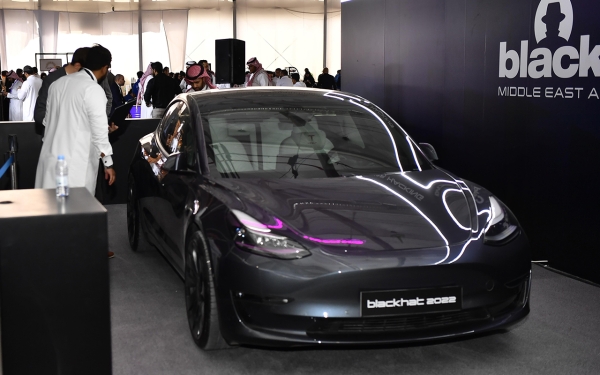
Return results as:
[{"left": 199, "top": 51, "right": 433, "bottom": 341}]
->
[{"left": 213, "top": 233, "right": 532, "bottom": 347}]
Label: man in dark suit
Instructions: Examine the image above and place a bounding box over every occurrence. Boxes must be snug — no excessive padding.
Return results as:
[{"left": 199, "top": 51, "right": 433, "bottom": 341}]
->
[
  {"left": 109, "top": 74, "right": 125, "bottom": 117},
  {"left": 317, "top": 67, "right": 337, "bottom": 90},
  {"left": 144, "top": 61, "right": 182, "bottom": 118}
]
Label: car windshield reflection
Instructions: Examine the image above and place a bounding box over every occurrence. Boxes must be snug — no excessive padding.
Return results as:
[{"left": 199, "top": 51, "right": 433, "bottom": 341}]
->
[{"left": 200, "top": 98, "right": 431, "bottom": 179}]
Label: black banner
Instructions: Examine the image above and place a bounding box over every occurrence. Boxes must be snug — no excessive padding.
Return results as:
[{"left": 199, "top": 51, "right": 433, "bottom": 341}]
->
[{"left": 342, "top": 0, "right": 600, "bottom": 283}]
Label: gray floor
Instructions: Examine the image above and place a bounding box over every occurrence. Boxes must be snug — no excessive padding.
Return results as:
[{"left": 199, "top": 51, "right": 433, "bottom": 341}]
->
[{"left": 107, "top": 205, "right": 600, "bottom": 375}]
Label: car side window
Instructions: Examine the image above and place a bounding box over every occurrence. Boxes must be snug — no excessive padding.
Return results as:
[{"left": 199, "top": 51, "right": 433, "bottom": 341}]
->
[
  {"left": 176, "top": 104, "right": 197, "bottom": 170},
  {"left": 157, "top": 102, "right": 184, "bottom": 154}
]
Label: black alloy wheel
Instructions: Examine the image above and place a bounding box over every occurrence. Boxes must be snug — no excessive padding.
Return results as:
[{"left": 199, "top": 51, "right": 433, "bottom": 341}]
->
[{"left": 184, "top": 230, "right": 228, "bottom": 350}]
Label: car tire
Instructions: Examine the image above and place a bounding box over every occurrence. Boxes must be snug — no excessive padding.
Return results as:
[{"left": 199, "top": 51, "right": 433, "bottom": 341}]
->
[
  {"left": 184, "top": 229, "right": 229, "bottom": 350},
  {"left": 127, "top": 173, "right": 151, "bottom": 251}
]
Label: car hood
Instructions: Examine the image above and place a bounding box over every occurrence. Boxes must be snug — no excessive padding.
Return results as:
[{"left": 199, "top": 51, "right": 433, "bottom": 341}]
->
[{"left": 216, "top": 169, "right": 480, "bottom": 252}]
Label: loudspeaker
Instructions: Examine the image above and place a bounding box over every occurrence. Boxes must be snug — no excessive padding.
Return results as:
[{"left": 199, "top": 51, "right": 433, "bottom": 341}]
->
[{"left": 215, "top": 39, "right": 246, "bottom": 85}]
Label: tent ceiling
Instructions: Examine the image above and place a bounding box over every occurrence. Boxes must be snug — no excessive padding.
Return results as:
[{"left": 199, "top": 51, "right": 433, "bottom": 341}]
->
[{"left": 0, "top": 0, "right": 330, "bottom": 13}]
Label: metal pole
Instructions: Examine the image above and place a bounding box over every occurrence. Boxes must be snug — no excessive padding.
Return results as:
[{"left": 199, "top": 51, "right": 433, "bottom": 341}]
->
[
  {"left": 8, "top": 134, "right": 17, "bottom": 190},
  {"left": 138, "top": 4, "right": 143, "bottom": 71},
  {"left": 37, "top": 3, "right": 43, "bottom": 56},
  {"left": 323, "top": 0, "right": 327, "bottom": 69},
  {"left": 233, "top": 0, "right": 237, "bottom": 39}
]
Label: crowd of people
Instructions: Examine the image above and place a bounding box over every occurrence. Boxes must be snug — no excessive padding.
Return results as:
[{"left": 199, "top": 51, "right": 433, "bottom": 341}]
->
[
  {"left": 0, "top": 46, "right": 341, "bottom": 259},
  {"left": 1, "top": 67, "right": 43, "bottom": 122},
  {"left": 1, "top": 55, "right": 341, "bottom": 122},
  {"left": 243, "top": 57, "right": 341, "bottom": 90},
  {"left": 1, "top": 50, "right": 342, "bottom": 192}
]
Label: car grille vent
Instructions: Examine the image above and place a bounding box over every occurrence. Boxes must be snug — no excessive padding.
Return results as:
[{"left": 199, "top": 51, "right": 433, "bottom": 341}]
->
[{"left": 307, "top": 309, "right": 491, "bottom": 337}]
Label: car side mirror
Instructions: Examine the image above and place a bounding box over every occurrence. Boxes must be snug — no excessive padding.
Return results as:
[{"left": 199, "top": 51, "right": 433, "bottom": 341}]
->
[
  {"left": 419, "top": 143, "right": 438, "bottom": 161},
  {"left": 161, "top": 152, "right": 192, "bottom": 173}
]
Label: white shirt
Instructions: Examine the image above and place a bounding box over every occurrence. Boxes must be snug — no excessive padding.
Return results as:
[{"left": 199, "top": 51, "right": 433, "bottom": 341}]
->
[
  {"left": 6, "top": 80, "right": 23, "bottom": 121},
  {"left": 140, "top": 76, "right": 153, "bottom": 119},
  {"left": 16, "top": 75, "right": 42, "bottom": 121},
  {"left": 35, "top": 69, "right": 113, "bottom": 194},
  {"left": 276, "top": 76, "right": 293, "bottom": 87},
  {"left": 271, "top": 76, "right": 280, "bottom": 86},
  {"left": 248, "top": 71, "right": 269, "bottom": 87},
  {"left": 179, "top": 78, "right": 187, "bottom": 91},
  {"left": 293, "top": 81, "right": 307, "bottom": 87}
]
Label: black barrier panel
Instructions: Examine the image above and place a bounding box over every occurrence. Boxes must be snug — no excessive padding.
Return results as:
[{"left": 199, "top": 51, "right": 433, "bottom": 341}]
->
[
  {"left": 342, "top": 0, "right": 600, "bottom": 284},
  {"left": 0, "top": 119, "right": 159, "bottom": 205},
  {"left": 0, "top": 122, "right": 43, "bottom": 190},
  {"left": 0, "top": 188, "right": 111, "bottom": 374},
  {"left": 95, "top": 119, "right": 159, "bottom": 205}
]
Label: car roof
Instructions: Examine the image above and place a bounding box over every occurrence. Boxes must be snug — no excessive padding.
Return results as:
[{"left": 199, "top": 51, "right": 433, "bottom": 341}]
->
[{"left": 185, "top": 87, "right": 367, "bottom": 106}]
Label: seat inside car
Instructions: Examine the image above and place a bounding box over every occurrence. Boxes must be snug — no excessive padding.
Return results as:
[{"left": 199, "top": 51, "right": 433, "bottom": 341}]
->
[
  {"left": 278, "top": 118, "right": 334, "bottom": 157},
  {"left": 208, "top": 117, "right": 254, "bottom": 174},
  {"left": 275, "top": 118, "right": 335, "bottom": 176},
  {"left": 260, "top": 117, "right": 292, "bottom": 171}
]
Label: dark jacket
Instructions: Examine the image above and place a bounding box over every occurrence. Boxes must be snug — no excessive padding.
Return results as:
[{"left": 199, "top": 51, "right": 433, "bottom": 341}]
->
[
  {"left": 34, "top": 67, "right": 67, "bottom": 127},
  {"left": 132, "top": 79, "right": 141, "bottom": 96},
  {"left": 109, "top": 81, "right": 124, "bottom": 117},
  {"left": 144, "top": 74, "right": 182, "bottom": 109},
  {"left": 317, "top": 73, "right": 337, "bottom": 90},
  {"left": 303, "top": 73, "right": 316, "bottom": 87}
]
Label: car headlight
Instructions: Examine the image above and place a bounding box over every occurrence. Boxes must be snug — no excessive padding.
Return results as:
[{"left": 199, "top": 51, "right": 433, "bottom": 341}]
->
[
  {"left": 231, "top": 210, "right": 311, "bottom": 260},
  {"left": 484, "top": 197, "right": 519, "bottom": 244}
]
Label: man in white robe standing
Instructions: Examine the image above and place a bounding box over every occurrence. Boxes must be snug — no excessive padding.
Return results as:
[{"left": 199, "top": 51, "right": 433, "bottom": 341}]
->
[
  {"left": 35, "top": 44, "right": 116, "bottom": 195},
  {"left": 137, "top": 63, "right": 154, "bottom": 119},
  {"left": 3, "top": 71, "right": 23, "bottom": 121},
  {"left": 246, "top": 57, "right": 269, "bottom": 87},
  {"left": 17, "top": 65, "right": 43, "bottom": 121},
  {"left": 291, "top": 73, "right": 306, "bottom": 87},
  {"left": 276, "top": 69, "right": 294, "bottom": 86}
]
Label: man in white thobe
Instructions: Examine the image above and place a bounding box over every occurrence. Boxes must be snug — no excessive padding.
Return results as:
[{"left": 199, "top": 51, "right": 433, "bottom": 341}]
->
[
  {"left": 291, "top": 73, "right": 306, "bottom": 87},
  {"left": 17, "top": 65, "right": 43, "bottom": 122},
  {"left": 137, "top": 63, "right": 154, "bottom": 119},
  {"left": 276, "top": 70, "right": 294, "bottom": 87},
  {"left": 272, "top": 68, "right": 281, "bottom": 86},
  {"left": 35, "top": 44, "right": 116, "bottom": 195},
  {"left": 246, "top": 57, "right": 269, "bottom": 87},
  {"left": 3, "top": 71, "right": 23, "bottom": 121}
]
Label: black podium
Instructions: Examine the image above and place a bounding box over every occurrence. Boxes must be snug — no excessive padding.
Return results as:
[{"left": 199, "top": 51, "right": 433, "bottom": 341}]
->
[{"left": 0, "top": 188, "right": 111, "bottom": 375}]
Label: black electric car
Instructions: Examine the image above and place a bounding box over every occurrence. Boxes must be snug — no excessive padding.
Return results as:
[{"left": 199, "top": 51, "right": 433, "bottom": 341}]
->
[{"left": 127, "top": 87, "right": 530, "bottom": 350}]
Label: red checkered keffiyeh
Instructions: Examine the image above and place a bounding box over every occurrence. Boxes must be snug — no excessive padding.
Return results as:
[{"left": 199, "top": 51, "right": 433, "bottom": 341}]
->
[
  {"left": 246, "top": 57, "right": 265, "bottom": 87},
  {"left": 137, "top": 63, "right": 154, "bottom": 105},
  {"left": 185, "top": 64, "right": 217, "bottom": 90},
  {"left": 7, "top": 70, "right": 21, "bottom": 82}
]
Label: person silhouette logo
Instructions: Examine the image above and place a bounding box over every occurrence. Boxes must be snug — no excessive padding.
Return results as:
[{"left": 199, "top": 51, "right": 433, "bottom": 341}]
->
[{"left": 534, "top": 0, "right": 573, "bottom": 45}]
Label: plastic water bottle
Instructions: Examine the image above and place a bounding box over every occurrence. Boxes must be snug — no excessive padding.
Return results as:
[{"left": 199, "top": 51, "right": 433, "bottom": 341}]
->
[{"left": 56, "top": 155, "right": 69, "bottom": 197}]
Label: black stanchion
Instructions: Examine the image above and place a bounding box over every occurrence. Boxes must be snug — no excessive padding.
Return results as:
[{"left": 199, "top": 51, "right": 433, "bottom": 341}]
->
[{"left": 8, "top": 134, "right": 17, "bottom": 189}]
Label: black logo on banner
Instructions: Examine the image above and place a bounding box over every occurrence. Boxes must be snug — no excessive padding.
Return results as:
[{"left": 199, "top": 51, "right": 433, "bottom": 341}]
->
[{"left": 498, "top": 0, "right": 599, "bottom": 100}]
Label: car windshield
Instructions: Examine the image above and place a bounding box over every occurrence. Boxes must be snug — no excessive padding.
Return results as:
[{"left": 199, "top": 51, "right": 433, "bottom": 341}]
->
[{"left": 199, "top": 91, "right": 431, "bottom": 179}]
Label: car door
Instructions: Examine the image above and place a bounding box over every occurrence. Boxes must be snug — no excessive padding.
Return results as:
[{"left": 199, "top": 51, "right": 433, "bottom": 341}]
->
[{"left": 156, "top": 101, "right": 201, "bottom": 274}]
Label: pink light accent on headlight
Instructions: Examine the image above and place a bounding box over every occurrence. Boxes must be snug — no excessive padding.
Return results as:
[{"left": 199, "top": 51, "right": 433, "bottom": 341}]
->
[
  {"left": 267, "top": 218, "right": 284, "bottom": 229},
  {"left": 302, "top": 236, "right": 364, "bottom": 245}
]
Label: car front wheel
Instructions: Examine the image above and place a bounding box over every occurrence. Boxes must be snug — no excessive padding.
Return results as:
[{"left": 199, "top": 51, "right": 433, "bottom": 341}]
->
[{"left": 184, "top": 229, "right": 229, "bottom": 350}]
